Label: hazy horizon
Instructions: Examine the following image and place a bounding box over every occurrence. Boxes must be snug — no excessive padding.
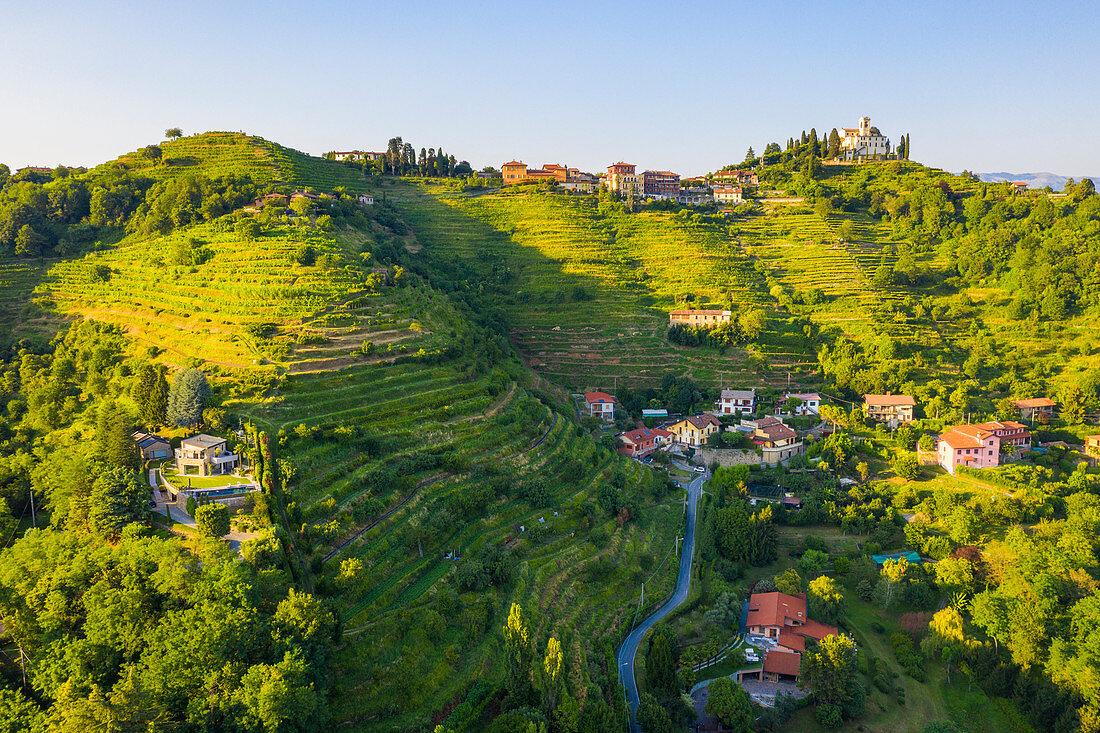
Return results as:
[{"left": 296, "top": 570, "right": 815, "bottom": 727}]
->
[{"left": 2, "top": 0, "right": 1098, "bottom": 176}]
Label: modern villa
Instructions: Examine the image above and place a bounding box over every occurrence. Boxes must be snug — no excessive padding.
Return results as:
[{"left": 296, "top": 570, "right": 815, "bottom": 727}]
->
[{"left": 175, "top": 434, "right": 241, "bottom": 477}]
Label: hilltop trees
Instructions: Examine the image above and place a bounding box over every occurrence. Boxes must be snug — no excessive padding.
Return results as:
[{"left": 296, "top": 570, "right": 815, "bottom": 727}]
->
[
  {"left": 166, "top": 368, "right": 210, "bottom": 427},
  {"left": 132, "top": 363, "right": 169, "bottom": 427},
  {"left": 164, "top": 127, "right": 183, "bottom": 140}
]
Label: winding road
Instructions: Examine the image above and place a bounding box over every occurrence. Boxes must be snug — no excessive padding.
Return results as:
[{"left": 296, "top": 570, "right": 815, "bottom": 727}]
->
[{"left": 617, "top": 469, "right": 706, "bottom": 732}]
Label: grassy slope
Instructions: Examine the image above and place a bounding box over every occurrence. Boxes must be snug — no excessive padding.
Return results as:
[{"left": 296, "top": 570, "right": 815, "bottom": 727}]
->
[
  {"left": 387, "top": 165, "right": 1098, "bottom": 396},
  {"left": 17, "top": 133, "right": 685, "bottom": 731}
]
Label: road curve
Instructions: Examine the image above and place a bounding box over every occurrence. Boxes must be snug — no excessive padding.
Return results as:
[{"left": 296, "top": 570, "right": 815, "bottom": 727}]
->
[{"left": 617, "top": 470, "right": 705, "bottom": 731}]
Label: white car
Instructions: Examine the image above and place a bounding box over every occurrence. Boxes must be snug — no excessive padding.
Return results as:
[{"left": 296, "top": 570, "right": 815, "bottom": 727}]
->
[{"left": 693, "top": 466, "right": 706, "bottom": 473}]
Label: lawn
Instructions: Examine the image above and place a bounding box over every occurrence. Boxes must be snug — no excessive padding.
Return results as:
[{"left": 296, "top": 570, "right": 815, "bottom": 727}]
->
[{"left": 160, "top": 465, "right": 252, "bottom": 490}]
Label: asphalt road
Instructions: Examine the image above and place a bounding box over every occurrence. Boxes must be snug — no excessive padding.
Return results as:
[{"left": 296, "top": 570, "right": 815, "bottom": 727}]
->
[{"left": 617, "top": 469, "right": 705, "bottom": 731}]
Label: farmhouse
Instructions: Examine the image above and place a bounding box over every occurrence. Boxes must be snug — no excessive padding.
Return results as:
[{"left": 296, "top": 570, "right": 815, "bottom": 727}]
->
[
  {"left": 743, "top": 416, "right": 804, "bottom": 465},
  {"left": 669, "top": 309, "right": 732, "bottom": 327},
  {"left": 745, "top": 591, "right": 838, "bottom": 682},
  {"left": 667, "top": 414, "right": 722, "bottom": 447},
  {"left": 133, "top": 431, "right": 171, "bottom": 461},
  {"left": 1010, "top": 181, "right": 1029, "bottom": 194},
  {"left": 976, "top": 420, "right": 1030, "bottom": 450},
  {"left": 358, "top": 193, "right": 375, "bottom": 205},
  {"left": 935, "top": 423, "right": 1022, "bottom": 475},
  {"left": 583, "top": 392, "right": 616, "bottom": 421},
  {"left": 840, "top": 116, "right": 890, "bottom": 160},
  {"left": 864, "top": 393, "right": 916, "bottom": 427},
  {"left": 176, "top": 434, "right": 240, "bottom": 477},
  {"left": 780, "top": 392, "right": 821, "bottom": 416},
  {"left": 1087, "top": 436, "right": 1100, "bottom": 460},
  {"left": 718, "top": 388, "right": 755, "bottom": 415},
  {"left": 618, "top": 427, "right": 663, "bottom": 457},
  {"left": 1014, "top": 397, "right": 1056, "bottom": 421},
  {"left": 713, "top": 186, "right": 743, "bottom": 204}
]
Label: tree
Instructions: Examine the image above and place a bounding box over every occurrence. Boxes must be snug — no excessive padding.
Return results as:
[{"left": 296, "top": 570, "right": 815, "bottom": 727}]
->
[
  {"left": 636, "top": 693, "right": 672, "bottom": 733},
  {"left": 88, "top": 467, "right": 148, "bottom": 539},
  {"left": 878, "top": 557, "right": 910, "bottom": 609},
  {"left": 894, "top": 452, "right": 920, "bottom": 480},
  {"left": 800, "top": 634, "right": 857, "bottom": 708},
  {"left": 96, "top": 399, "right": 140, "bottom": 471},
  {"left": 194, "top": 503, "right": 231, "bottom": 537},
  {"left": 542, "top": 636, "right": 562, "bottom": 715},
  {"left": 132, "top": 363, "right": 169, "bottom": 428},
  {"left": 503, "top": 603, "right": 534, "bottom": 703},
  {"left": 705, "top": 677, "right": 753, "bottom": 732},
  {"left": 856, "top": 461, "right": 870, "bottom": 482},
  {"left": 645, "top": 625, "right": 679, "bottom": 697},
  {"left": 827, "top": 128, "right": 841, "bottom": 158},
  {"left": 775, "top": 568, "right": 802, "bottom": 596},
  {"left": 166, "top": 368, "right": 210, "bottom": 427},
  {"left": 14, "top": 224, "right": 46, "bottom": 257},
  {"left": 142, "top": 145, "right": 163, "bottom": 165},
  {"left": 808, "top": 575, "right": 845, "bottom": 624},
  {"left": 164, "top": 128, "right": 183, "bottom": 140}
]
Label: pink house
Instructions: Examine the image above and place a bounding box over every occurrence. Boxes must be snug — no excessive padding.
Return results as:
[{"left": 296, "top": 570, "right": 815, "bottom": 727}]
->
[
  {"left": 619, "top": 428, "right": 658, "bottom": 457},
  {"left": 936, "top": 425, "right": 1001, "bottom": 475}
]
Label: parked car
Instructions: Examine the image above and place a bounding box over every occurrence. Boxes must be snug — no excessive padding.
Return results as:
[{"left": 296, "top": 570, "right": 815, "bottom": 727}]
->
[{"left": 693, "top": 466, "right": 706, "bottom": 473}]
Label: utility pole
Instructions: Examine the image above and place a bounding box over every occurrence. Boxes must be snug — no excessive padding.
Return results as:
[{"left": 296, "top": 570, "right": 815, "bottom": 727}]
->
[{"left": 29, "top": 490, "right": 35, "bottom": 528}]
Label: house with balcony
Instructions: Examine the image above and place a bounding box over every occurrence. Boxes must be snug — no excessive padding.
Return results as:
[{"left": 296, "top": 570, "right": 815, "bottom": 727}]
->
[
  {"left": 744, "top": 591, "right": 839, "bottom": 683},
  {"left": 583, "top": 392, "right": 616, "bottom": 421},
  {"left": 743, "top": 416, "right": 804, "bottom": 465},
  {"left": 864, "top": 393, "right": 916, "bottom": 428},
  {"left": 618, "top": 427, "right": 664, "bottom": 457},
  {"left": 779, "top": 392, "right": 821, "bottom": 416},
  {"left": 667, "top": 414, "right": 722, "bottom": 447},
  {"left": 1014, "top": 397, "right": 1056, "bottom": 422},
  {"left": 936, "top": 425, "right": 1002, "bottom": 475},
  {"left": 175, "top": 434, "right": 241, "bottom": 477},
  {"left": 718, "top": 388, "right": 755, "bottom": 416}
]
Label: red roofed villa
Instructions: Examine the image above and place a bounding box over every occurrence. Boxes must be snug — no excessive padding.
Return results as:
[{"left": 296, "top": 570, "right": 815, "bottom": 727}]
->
[
  {"left": 744, "top": 591, "right": 839, "bottom": 682},
  {"left": 583, "top": 392, "right": 616, "bottom": 421}
]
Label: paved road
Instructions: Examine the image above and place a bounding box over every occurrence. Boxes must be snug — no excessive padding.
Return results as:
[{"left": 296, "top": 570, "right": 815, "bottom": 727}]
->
[{"left": 617, "top": 470, "right": 705, "bottom": 732}]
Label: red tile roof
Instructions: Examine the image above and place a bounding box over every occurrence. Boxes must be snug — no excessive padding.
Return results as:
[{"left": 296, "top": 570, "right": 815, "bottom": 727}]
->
[
  {"left": 584, "top": 392, "right": 615, "bottom": 404},
  {"left": 864, "top": 393, "right": 916, "bottom": 406},
  {"left": 762, "top": 649, "right": 802, "bottom": 677},
  {"left": 1014, "top": 397, "right": 1055, "bottom": 408},
  {"left": 798, "top": 618, "right": 839, "bottom": 641},
  {"left": 746, "top": 592, "right": 806, "bottom": 628},
  {"left": 621, "top": 428, "right": 655, "bottom": 444},
  {"left": 938, "top": 425, "right": 993, "bottom": 450},
  {"left": 776, "top": 630, "right": 805, "bottom": 653},
  {"left": 670, "top": 309, "right": 731, "bottom": 316}
]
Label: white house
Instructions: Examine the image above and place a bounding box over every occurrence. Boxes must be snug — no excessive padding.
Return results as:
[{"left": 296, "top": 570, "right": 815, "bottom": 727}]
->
[
  {"left": 780, "top": 393, "right": 820, "bottom": 416},
  {"left": 713, "top": 186, "right": 743, "bottom": 204},
  {"left": 584, "top": 392, "right": 616, "bottom": 421},
  {"left": 718, "top": 388, "right": 756, "bottom": 415},
  {"left": 358, "top": 193, "right": 375, "bottom": 205}
]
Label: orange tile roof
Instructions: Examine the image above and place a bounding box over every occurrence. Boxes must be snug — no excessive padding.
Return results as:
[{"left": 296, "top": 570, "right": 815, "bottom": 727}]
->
[
  {"left": 864, "top": 394, "right": 915, "bottom": 406},
  {"left": 762, "top": 649, "right": 802, "bottom": 677},
  {"left": 938, "top": 425, "right": 993, "bottom": 450},
  {"left": 776, "top": 630, "right": 805, "bottom": 653},
  {"left": 798, "top": 618, "right": 839, "bottom": 641},
  {"left": 746, "top": 592, "right": 806, "bottom": 628},
  {"left": 670, "top": 309, "right": 731, "bottom": 316},
  {"left": 584, "top": 392, "right": 615, "bottom": 404}
]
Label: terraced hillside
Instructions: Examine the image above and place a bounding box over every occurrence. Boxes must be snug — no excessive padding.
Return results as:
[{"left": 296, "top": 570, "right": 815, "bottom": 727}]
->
[
  {"left": 393, "top": 183, "right": 813, "bottom": 389},
  {"left": 13, "top": 133, "right": 688, "bottom": 731}
]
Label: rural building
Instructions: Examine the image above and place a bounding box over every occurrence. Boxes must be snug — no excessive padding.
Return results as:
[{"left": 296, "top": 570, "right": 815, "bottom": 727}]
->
[
  {"left": 1014, "top": 397, "right": 1056, "bottom": 421},
  {"left": 743, "top": 416, "right": 804, "bottom": 465},
  {"left": 840, "top": 116, "right": 890, "bottom": 160},
  {"left": 501, "top": 161, "right": 596, "bottom": 191},
  {"left": 864, "top": 393, "right": 916, "bottom": 427},
  {"left": 641, "top": 170, "right": 680, "bottom": 197},
  {"left": 745, "top": 591, "right": 839, "bottom": 682},
  {"left": 780, "top": 392, "right": 821, "bottom": 416},
  {"left": 936, "top": 424, "right": 1008, "bottom": 475},
  {"left": 133, "top": 431, "right": 171, "bottom": 461},
  {"left": 718, "top": 388, "right": 756, "bottom": 415},
  {"left": 669, "top": 309, "right": 732, "bottom": 328},
  {"left": 358, "top": 193, "right": 375, "bottom": 205},
  {"left": 1010, "top": 181, "right": 1029, "bottom": 194},
  {"left": 618, "top": 427, "right": 663, "bottom": 457},
  {"left": 713, "top": 170, "right": 758, "bottom": 187},
  {"left": 175, "top": 434, "right": 240, "bottom": 477},
  {"left": 713, "top": 186, "right": 743, "bottom": 204},
  {"left": 642, "top": 408, "right": 668, "bottom": 419},
  {"left": 1087, "top": 436, "right": 1100, "bottom": 457},
  {"left": 975, "top": 420, "right": 1030, "bottom": 450},
  {"left": 583, "top": 392, "right": 616, "bottom": 421},
  {"left": 667, "top": 414, "right": 722, "bottom": 447},
  {"left": 334, "top": 150, "right": 384, "bottom": 162},
  {"left": 676, "top": 187, "right": 712, "bottom": 206},
  {"left": 605, "top": 163, "right": 643, "bottom": 197}
]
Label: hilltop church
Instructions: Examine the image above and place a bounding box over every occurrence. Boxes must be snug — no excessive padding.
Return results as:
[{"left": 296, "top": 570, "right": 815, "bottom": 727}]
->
[{"left": 841, "top": 117, "right": 890, "bottom": 160}]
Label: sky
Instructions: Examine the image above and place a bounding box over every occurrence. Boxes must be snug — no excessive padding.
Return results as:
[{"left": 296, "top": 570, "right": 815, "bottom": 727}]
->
[{"left": 2, "top": 0, "right": 1099, "bottom": 176}]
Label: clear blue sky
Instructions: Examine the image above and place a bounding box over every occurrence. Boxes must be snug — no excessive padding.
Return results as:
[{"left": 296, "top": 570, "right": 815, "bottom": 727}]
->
[{"left": 2, "top": 0, "right": 1098, "bottom": 176}]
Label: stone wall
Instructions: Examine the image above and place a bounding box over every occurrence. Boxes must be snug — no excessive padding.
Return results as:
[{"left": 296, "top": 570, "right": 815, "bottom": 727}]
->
[{"left": 694, "top": 447, "right": 761, "bottom": 468}]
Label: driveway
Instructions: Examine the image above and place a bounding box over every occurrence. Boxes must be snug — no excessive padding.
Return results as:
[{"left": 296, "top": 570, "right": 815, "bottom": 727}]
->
[
  {"left": 151, "top": 490, "right": 257, "bottom": 551},
  {"left": 618, "top": 470, "right": 706, "bottom": 731}
]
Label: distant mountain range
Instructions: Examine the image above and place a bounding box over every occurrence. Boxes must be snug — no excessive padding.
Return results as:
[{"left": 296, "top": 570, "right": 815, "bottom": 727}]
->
[{"left": 975, "top": 171, "right": 1099, "bottom": 191}]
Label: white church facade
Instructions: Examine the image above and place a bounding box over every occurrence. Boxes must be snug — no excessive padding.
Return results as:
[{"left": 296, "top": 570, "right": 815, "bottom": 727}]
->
[{"left": 841, "top": 117, "right": 890, "bottom": 160}]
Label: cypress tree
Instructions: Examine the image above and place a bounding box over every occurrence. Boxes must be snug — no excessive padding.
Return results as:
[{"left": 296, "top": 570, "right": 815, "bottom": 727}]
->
[{"left": 166, "top": 368, "right": 210, "bottom": 428}]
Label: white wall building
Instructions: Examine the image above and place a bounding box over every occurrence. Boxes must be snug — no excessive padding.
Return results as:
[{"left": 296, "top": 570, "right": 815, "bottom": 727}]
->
[{"left": 840, "top": 117, "right": 890, "bottom": 159}]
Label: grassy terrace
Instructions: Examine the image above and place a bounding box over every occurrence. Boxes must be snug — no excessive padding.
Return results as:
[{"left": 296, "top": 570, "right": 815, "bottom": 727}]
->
[{"left": 392, "top": 181, "right": 819, "bottom": 390}]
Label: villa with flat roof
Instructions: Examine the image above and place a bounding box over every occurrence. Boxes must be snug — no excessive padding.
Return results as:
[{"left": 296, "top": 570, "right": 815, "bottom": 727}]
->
[{"left": 176, "top": 434, "right": 240, "bottom": 477}]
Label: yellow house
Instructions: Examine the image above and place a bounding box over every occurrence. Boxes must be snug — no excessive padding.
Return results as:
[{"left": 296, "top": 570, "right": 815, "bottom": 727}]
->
[{"left": 667, "top": 414, "right": 722, "bottom": 447}]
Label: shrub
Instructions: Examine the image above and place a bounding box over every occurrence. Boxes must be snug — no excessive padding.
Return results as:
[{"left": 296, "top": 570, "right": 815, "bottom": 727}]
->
[
  {"left": 295, "top": 244, "right": 317, "bottom": 265},
  {"left": 194, "top": 503, "right": 231, "bottom": 538},
  {"left": 815, "top": 703, "right": 843, "bottom": 728},
  {"left": 890, "top": 632, "right": 925, "bottom": 681}
]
